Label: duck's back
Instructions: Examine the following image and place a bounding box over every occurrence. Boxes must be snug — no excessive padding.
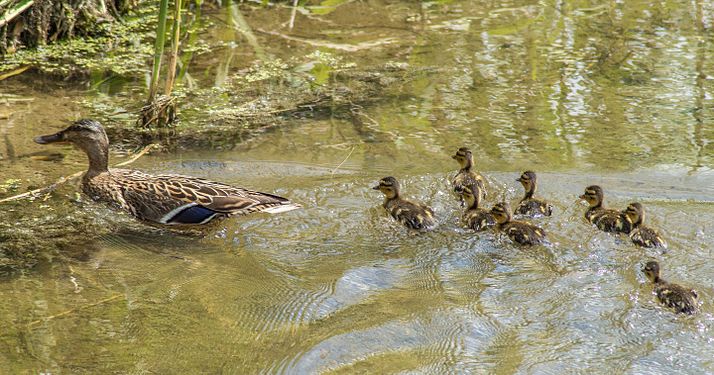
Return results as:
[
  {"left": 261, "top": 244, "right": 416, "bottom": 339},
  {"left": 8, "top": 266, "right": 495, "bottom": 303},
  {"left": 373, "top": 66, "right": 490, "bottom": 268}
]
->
[
  {"left": 502, "top": 221, "right": 546, "bottom": 245},
  {"left": 464, "top": 208, "right": 495, "bottom": 231},
  {"left": 385, "top": 198, "right": 435, "bottom": 230},
  {"left": 586, "top": 207, "right": 630, "bottom": 233},
  {"left": 654, "top": 282, "right": 698, "bottom": 315},
  {"left": 515, "top": 198, "right": 552, "bottom": 217},
  {"left": 630, "top": 226, "right": 666, "bottom": 248},
  {"left": 452, "top": 171, "right": 485, "bottom": 194},
  {"left": 83, "top": 169, "right": 297, "bottom": 225}
]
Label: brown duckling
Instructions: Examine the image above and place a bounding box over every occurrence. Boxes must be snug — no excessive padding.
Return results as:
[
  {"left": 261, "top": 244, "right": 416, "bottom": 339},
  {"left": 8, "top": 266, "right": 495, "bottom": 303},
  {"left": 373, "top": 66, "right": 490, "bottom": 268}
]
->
[
  {"left": 451, "top": 147, "right": 486, "bottom": 197},
  {"left": 461, "top": 183, "right": 495, "bottom": 232},
  {"left": 624, "top": 203, "right": 666, "bottom": 248},
  {"left": 490, "top": 202, "right": 547, "bottom": 245},
  {"left": 514, "top": 171, "right": 553, "bottom": 217},
  {"left": 372, "top": 176, "right": 436, "bottom": 230},
  {"left": 642, "top": 261, "right": 698, "bottom": 315},
  {"left": 579, "top": 185, "right": 631, "bottom": 233}
]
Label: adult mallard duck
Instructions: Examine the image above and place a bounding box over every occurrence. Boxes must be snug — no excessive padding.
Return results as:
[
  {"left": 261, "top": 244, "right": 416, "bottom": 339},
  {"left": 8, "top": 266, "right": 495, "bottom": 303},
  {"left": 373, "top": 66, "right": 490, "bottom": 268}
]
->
[
  {"left": 490, "top": 202, "right": 546, "bottom": 245},
  {"left": 579, "top": 185, "right": 631, "bottom": 233},
  {"left": 451, "top": 147, "right": 486, "bottom": 197},
  {"left": 33, "top": 119, "right": 300, "bottom": 225},
  {"left": 642, "top": 261, "right": 698, "bottom": 315},
  {"left": 514, "top": 171, "right": 553, "bottom": 217},
  {"left": 372, "top": 176, "right": 435, "bottom": 230},
  {"left": 624, "top": 203, "right": 666, "bottom": 248},
  {"left": 461, "top": 183, "right": 495, "bottom": 232}
]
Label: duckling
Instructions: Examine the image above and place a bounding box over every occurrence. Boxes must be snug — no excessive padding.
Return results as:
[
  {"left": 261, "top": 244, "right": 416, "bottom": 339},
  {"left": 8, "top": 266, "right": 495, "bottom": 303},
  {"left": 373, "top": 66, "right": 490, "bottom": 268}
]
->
[
  {"left": 642, "top": 261, "right": 698, "bottom": 315},
  {"left": 514, "top": 171, "right": 553, "bottom": 217},
  {"left": 33, "top": 120, "right": 300, "bottom": 226},
  {"left": 579, "top": 185, "right": 631, "bottom": 233},
  {"left": 461, "top": 183, "right": 495, "bottom": 231},
  {"left": 490, "top": 202, "right": 547, "bottom": 245},
  {"left": 372, "top": 176, "right": 435, "bottom": 230},
  {"left": 451, "top": 147, "right": 486, "bottom": 197},
  {"left": 624, "top": 203, "right": 666, "bottom": 248}
]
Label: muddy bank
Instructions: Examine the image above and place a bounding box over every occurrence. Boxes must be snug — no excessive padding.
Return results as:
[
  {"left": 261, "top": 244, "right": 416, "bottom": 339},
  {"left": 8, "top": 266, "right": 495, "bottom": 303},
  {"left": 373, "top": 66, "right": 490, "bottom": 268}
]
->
[{"left": 96, "top": 57, "right": 422, "bottom": 149}]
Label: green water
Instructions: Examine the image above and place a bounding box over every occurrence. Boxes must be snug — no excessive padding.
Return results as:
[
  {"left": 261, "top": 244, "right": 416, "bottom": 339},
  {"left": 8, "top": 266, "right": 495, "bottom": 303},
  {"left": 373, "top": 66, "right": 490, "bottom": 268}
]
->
[{"left": 2, "top": 0, "right": 714, "bottom": 373}]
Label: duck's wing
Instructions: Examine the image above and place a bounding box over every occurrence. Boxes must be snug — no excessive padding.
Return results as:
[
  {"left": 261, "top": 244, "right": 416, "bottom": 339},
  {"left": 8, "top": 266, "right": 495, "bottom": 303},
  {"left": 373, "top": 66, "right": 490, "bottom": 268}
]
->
[
  {"left": 631, "top": 226, "right": 666, "bottom": 248},
  {"left": 656, "top": 283, "right": 698, "bottom": 314},
  {"left": 112, "top": 170, "right": 300, "bottom": 225}
]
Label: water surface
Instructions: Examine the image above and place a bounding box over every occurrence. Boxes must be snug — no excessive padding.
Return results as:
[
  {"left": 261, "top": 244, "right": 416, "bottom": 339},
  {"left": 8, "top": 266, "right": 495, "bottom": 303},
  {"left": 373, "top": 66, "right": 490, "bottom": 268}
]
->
[{"left": 2, "top": 0, "right": 714, "bottom": 373}]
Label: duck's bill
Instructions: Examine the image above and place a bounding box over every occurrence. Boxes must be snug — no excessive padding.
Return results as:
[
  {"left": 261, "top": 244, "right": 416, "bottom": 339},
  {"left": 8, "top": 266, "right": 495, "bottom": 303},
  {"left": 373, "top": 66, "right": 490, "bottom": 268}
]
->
[
  {"left": 451, "top": 155, "right": 458, "bottom": 159},
  {"left": 33, "top": 132, "right": 65, "bottom": 144},
  {"left": 372, "top": 185, "right": 381, "bottom": 190},
  {"left": 516, "top": 178, "right": 523, "bottom": 182},
  {"left": 578, "top": 194, "right": 586, "bottom": 199}
]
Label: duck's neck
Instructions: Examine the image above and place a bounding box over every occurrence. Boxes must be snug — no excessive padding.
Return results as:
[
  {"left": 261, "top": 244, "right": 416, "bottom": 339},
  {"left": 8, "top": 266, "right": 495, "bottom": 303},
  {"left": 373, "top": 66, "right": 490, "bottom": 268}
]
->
[
  {"left": 524, "top": 184, "right": 536, "bottom": 199},
  {"left": 461, "top": 158, "right": 473, "bottom": 172},
  {"left": 383, "top": 192, "right": 399, "bottom": 206},
  {"left": 81, "top": 140, "right": 110, "bottom": 177}
]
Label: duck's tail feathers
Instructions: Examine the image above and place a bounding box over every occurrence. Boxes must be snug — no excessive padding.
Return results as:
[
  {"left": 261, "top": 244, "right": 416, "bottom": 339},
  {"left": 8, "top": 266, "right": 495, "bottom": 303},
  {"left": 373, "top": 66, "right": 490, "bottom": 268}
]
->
[{"left": 261, "top": 203, "right": 302, "bottom": 214}]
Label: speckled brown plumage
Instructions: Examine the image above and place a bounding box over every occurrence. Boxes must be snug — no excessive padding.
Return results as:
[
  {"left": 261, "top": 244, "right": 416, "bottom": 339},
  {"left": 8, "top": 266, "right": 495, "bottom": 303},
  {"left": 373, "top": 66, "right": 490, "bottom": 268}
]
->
[
  {"left": 514, "top": 171, "right": 553, "bottom": 217},
  {"left": 491, "top": 202, "right": 547, "bottom": 246},
  {"left": 451, "top": 147, "right": 486, "bottom": 197},
  {"left": 580, "top": 185, "right": 631, "bottom": 233},
  {"left": 373, "top": 176, "right": 435, "bottom": 230},
  {"left": 34, "top": 119, "right": 300, "bottom": 225},
  {"left": 643, "top": 261, "right": 698, "bottom": 315},
  {"left": 461, "top": 183, "right": 495, "bottom": 232},
  {"left": 624, "top": 203, "right": 666, "bottom": 248}
]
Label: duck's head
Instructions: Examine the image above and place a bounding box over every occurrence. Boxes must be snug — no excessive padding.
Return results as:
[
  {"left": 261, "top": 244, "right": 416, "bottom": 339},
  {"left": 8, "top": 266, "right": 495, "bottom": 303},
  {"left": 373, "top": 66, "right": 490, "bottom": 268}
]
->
[
  {"left": 372, "top": 176, "right": 400, "bottom": 199},
  {"left": 452, "top": 147, "right": 473, "bottom": 169},
  {"left": 517, "top": 171, "right": 537, "bottom": 196},
  {"left": 34, "top": 119, "right": 108, "bottom": 150},
  {"left": 579, "top": 185, "right": 603, "bottom": 208},
  {"left": 642, "top": 261, "right": 661, "bottom": 283},
  {"left": 624, "top": 202, "right": 645, "bottom": 226},
  {"left": 34, "top": 119, "right": 109, "bottom": 173},
  {"left": 490, "top": 202, "right": 512, "bottom": 224},
  {"left": 461, "top": 183, "right": 484, "bottom": 209}
]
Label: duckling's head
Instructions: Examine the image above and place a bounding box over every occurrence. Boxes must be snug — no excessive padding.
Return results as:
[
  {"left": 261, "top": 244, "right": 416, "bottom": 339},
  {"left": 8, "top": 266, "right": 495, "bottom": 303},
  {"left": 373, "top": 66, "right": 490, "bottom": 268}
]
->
[
  {"left": 34, "top": 119, "right": 109, "bottom": 173},
  {"left": 490, "top": 202, "right": 512, "bottom": 224},
  {"left": 517, "top": 171, "right": 537, "bottom": 195},
  {"left": 461, "top": 183, "right": 484, "bottom": 209},
  {"left": 624, "top": 202, "right": 645, "bottom": 226},
  {"left": 642, "top": 261, "right": 661, "bottom": 283},
  {"left": 372, "top": 176, "right": 400, "bottom": 199},
  {"left": 579, "top": 185, "right": 604, "bottom": 207},
  {"left": 452, "top": 147, "right": 473, "bottom": 169}
]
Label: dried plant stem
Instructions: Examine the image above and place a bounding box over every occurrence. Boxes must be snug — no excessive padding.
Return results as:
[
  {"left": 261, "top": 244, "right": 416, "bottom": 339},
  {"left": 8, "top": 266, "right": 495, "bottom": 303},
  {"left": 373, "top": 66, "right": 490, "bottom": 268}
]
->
[
  {"left": 164, "top": 0, "right": 182, "bottom": 96},
  {"left": 26, "top": 294, "right": 124, "bottom": 328},
  {"left": 331, "top": 146, "right": 356, "bottom": 175},
  {"left": 0, "top": 144, "right": 157, "bottom": 204}
]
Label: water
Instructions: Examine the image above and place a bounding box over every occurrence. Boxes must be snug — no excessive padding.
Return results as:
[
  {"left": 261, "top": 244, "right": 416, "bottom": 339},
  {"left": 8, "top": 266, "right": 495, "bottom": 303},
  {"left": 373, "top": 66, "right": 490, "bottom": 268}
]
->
[{"left": 2, "top": 0, "right": 714, "bottom": 373}]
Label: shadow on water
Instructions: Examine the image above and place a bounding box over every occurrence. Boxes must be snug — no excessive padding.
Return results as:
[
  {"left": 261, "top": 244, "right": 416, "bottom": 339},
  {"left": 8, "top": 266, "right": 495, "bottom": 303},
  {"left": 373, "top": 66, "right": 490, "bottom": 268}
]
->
[{"left": 2, "top": 0, "right": 714, "bottom": 373}]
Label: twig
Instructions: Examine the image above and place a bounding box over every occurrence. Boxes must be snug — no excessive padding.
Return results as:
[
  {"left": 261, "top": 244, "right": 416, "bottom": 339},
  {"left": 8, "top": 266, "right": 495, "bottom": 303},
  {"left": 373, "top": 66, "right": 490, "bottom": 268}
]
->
[
  {"left": 228, "top": 2, "right": 267, "bottom": 60},
  {"left": 255, "top": 28, "right": 397, "bottom": 52},
  {"left": 0, "top": 66, "right": 30, "bottom": 81},
  {"left": 0, "top": 0, "right": 34, "bottom": 28},
  {"left": 288, "top": 0, "right": 299, "bottom": 29},
  {"left": 26, "top": 294, "right": 124, "bottom": 327},
  {"left": 0, "top": 144, "right": 157, "bottom": 204},
  {"left": 331, "top": 146, "right": 355, "bottom": 175}
]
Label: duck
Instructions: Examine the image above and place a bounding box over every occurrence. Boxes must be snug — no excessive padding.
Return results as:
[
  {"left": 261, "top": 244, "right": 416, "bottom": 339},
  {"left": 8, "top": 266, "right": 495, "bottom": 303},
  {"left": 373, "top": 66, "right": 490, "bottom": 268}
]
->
[
  {"left": 642, "top": 261, "right": 698, "bottom": 315},
  {"left": 624, "top": 203, "right": 666, "bottom": 248},
  {"left": 579, "top": 185, "right": 631, "bottom": 233},
  {"left": 33, "top": 119, "right": 300, "bottom": 225},
  {"left": 514, "top": 171, "right": 553, "bottom": 217},
  {"left": 490, "top": 202, "right": 547, "bottom": 245},
  {"left": 461, "top": 183, "right": 495, "bottom": 231},
  {"left": 451, "top": 147, "right": 486, "bottom": 197},
  {"left": 372, "top": 176, "right": 435, "bottom": 230}
]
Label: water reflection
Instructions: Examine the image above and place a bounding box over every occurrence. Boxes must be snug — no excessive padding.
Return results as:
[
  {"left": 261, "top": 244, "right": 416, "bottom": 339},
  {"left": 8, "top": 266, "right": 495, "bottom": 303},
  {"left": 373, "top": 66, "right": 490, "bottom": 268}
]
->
[{"left": 2, "top": 0, "right": 714, "bottom": 373}]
